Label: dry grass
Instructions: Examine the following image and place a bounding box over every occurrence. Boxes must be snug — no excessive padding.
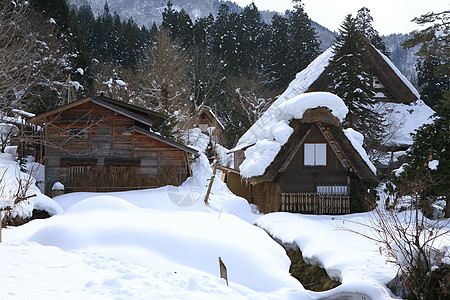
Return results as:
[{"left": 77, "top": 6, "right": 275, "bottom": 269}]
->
[{"left": 72, "top": 165, "right": 184, "bottom": 192}]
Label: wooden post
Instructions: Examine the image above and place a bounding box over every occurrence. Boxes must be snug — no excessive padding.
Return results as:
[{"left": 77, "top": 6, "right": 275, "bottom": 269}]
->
[
  {"left": 218, "top": 257, "right": 228, "bottom": 286},
  {"left": 185, "top": 152, "right": 192, "bottom": 177},
  {"left": 204, "top": 160, "right": 218, "bottom": 205}
]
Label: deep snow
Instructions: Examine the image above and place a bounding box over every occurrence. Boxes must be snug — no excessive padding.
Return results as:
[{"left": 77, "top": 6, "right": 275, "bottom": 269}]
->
[{"left": 1, "top": 133, "right": 448, "bottom": 299}]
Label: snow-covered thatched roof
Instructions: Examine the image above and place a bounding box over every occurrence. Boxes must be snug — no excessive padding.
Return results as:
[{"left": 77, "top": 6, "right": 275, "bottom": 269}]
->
[
  {"left": 235, "top": 43, "right": 434, "bottom": 151},
  {"left": 233, "top": 92, "right": 376, "bottom": 180}
]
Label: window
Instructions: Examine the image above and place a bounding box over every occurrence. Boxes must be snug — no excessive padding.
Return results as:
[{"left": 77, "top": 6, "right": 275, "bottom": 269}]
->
[
  {"left": 304, "top": 143, "right": 326, "bottom": 166},
  {"left": 199, "top": 123, "right": 208, "bottom": 133},
  {"left": 317, "top": 185, "right": 348, "bottom": 195},
  {"left": 70, "top": 128, "right": 89, "bottom": 139}
]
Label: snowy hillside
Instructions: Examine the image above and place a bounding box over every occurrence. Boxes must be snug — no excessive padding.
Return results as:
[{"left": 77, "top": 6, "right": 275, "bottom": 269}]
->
[
  {"left": 383, "top": 33, "right": 419, "bottom": 85},
  {"left": 69, "top": 0, "right": 226, "bottom": 27}
]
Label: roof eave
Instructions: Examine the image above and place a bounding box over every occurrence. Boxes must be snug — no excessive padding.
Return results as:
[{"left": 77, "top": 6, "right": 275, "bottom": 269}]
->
[{"left": 129, "top": 126, "right": 198, "bottom": 155}]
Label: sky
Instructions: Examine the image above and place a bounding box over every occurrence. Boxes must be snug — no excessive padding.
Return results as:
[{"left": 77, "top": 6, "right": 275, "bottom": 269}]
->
[{"left": 233, "top": 0, "right": 448, "bottom": 35}]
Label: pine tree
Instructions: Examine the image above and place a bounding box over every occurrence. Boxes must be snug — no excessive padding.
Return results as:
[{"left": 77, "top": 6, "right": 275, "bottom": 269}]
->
[
  {"left": 238, "top": 3, "right": 266, "bottom": 73},
  {"left": 162, "top": 1, "right": 194, "bottom": 47},
  {"left": 417, "top": 57, "right": 449, "bottom": 108},
  {"left": 355, "top": 7, "right": 389, "bottom": 56},
  {"left": 211, "top": 4, "right": 240, "bottom": 75},
  {"left": 287, "top": 0, "right": 320, "bottom": 74},
  {"left": 400, "top": 98, "right": 449, "bottom": 217},
  {"left": 265, "top": 14, "right": 290, "bottom": 89},
  {"left": 268, "top": 0, "right": 320, "bottom": 89},
  {"left": 327, "top": 14, "right": 385, "bottom": 150},
  {"left": 193, "top": 14, "right": 214, "bottom": 51},
  {"left": 400, "top": 10, "right": 449, "bottom": 217}
]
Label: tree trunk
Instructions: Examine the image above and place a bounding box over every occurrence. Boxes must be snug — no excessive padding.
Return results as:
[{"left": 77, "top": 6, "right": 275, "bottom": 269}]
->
[{"left": 445, "top": 192, "right": 450, "bottom": 218}]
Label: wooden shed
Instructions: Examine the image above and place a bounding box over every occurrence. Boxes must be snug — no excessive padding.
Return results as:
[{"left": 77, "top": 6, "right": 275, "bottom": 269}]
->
[
  {"left": 193, "top": 104, "right": 227, "bottom": 145},
  {"left": 27, "top": 95, "right": 198, "bottom": 196},
  {"left": 223, "top": 107, "right": 377, "bottom": 214}
]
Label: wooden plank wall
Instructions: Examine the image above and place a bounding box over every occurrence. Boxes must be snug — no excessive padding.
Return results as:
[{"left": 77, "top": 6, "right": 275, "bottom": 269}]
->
[
  {"left": 43, "top": 102, "right": 188, "bottom": 195},
  {"left": 280, "top": 124, "right": 348, "bottom": 193}
]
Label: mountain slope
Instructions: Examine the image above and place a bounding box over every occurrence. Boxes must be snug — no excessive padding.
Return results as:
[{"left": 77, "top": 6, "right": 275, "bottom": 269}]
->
[{"left": 68, "top": 0, "right": 417, "bottom": 84}]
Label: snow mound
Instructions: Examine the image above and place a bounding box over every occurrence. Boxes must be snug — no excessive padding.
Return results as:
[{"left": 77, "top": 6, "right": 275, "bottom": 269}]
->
[
  {"left": 182, "top": 128, "right": 210, "bottom": 152},
  {"left": 33, "top": 193, "right": 63, "bottom": 216},
  {"left": 0, "top": 242, "right": 246, "bottom": 300},
  {"left": 0, "top": 152, "right": 60, "bottom": 219},
  {"left": 24, "top": 203, "right": 302, "bottom": 293},
  {"left": 237, "top": 92, "right": 348, "bottom": 178},
  {"left": 65, "top": 195, "right": 142, "bottom": 214}
]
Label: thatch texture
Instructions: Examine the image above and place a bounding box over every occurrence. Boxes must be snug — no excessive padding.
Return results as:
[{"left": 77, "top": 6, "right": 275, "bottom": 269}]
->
[{"left": 251, "top": 180, "right": 281, "bottom": 213}]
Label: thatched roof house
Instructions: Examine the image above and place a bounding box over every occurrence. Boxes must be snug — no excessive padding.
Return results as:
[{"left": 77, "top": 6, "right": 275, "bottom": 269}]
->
[
  {"left": 223, "top": 92, "right": 376, "bottom": 214},
  {"left": 27, "top": 95, "right": 198, "bottom": 196},
  {"left": 235, "top": 43, "right": 433, "bottom": 154}
]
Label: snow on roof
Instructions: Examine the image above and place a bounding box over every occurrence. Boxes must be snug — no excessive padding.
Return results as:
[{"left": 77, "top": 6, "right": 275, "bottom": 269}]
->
[
  {"left": 343, "top": 128, "right": 377, "bottom": 175},
  {"left": 374, "top": 48, "right": 421, "bottom": 100},
  {"left": 233, "top": 49, "right": 334, "bottom": 153},
  {"left": 272, "top": 47, "right": 334, "bottom": 104},
  {"left": 379, "top": 100, "right": 434, "bottom": 147},
  {"left": 234, "top": 90, "right": 346, "bottom": 152},
  {"left": 11, "top": 109, "right": 35, "bottom": 118},
  {"left": 237, "top": 92, "right": 348, "bottom": 178}
]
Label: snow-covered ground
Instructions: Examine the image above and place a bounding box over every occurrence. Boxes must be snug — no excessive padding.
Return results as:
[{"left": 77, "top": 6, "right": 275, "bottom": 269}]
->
[{"left": 1, "top": 145, "right": 449, "bottom": 299}]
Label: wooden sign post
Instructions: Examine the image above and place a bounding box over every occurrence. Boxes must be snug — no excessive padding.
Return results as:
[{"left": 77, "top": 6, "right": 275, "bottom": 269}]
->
[{"left": 218, "top": 257, "right": 228, "bottom": 286}]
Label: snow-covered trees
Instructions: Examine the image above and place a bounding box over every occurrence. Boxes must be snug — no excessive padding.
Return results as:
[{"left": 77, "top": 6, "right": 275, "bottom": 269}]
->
[
  {"left": 416, "top": 57, "right": 449, "bottom": 108},
  {"left": 0, "top": 1, "right": 36, "bottom": 113},
  {"left": 285, "top": 0, "right": 321, "bottom": 81},
  {"left": 399, "top": 10, "right": 449, "bottom": 218},
  {"left": 403, "top": 10, "right": 449, "bottom": 109},
  {"left": 264, "top": 0, "right": 320, "bottom": 89},
  {"left": 327, "top": 14, "right": 385, "bottom": 150}
]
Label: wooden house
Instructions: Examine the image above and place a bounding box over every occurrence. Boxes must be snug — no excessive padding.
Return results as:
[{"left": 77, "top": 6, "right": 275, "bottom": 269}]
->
[
  {"left": 27, "top": 95, "right": 198, "bottom": 196},
  {"left": 192, "top": 105, "right": 227, "bottom": 145},
  {"left": 222, "top": 94, "right": 377, "bottom": 215}
]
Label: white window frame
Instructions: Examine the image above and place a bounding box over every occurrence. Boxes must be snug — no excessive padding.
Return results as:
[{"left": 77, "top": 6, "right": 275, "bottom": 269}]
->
[{"left": 304, "top": 143, "right": 327, "bottom": 166}]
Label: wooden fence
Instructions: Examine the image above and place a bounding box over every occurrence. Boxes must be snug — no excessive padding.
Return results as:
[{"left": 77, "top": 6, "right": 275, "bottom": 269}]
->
[{"left": 280, "top": 192, "right": 350, "bottom": 215}]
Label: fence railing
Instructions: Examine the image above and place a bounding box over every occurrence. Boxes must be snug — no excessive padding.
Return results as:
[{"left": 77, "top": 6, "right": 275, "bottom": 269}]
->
[{"left": 280, "top": 192, "right": 350, "bottom": 215}]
